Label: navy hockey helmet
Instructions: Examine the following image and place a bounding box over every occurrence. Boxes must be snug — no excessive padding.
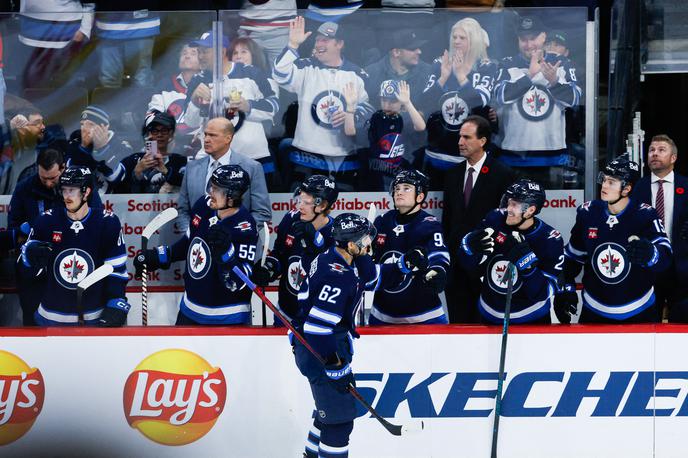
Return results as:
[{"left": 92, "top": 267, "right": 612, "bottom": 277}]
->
[
  {"left": 142, "top": 110, "right": 176, "bottom": 137},
  {"left": 210, "top": 165, "right": 250, "bottom": 203},
  {"left": 332, "top": 213, "right": 377, "bottom": 249},
  {"left": 500, "top": 179, "right": 546, "bottom": 215},
  {"left": 389, "top": 169, "right": 430, "bottom": 198},
  {"left": 296, "top": 175, "right": 339, "bottom": 209},
  {"left": 59, "top": 166, "right": 94, "bottom": 194},
  {"left": 598, "top": 153, "right": 640, "bottom": 188}
]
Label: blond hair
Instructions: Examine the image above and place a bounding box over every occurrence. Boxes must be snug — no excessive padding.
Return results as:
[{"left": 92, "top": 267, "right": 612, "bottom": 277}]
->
[{"left": 449, "top": 18, "right": 490, "bottom": 66}]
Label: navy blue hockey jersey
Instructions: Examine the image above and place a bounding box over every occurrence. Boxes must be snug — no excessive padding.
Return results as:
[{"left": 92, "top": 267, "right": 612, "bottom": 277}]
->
[
  {"left": 28, "top": 207, "right": 127, "bottom": 325},
  {"left": 169, "top": 198, "right": 258, "bottom": 324},
  {"left": 371, "top": 210, "right": 450, "bottom": 324},
  {"left": 460, "top": 209, "right": 563, "bottom": 324},
  {"left": 565, "top": 199, "right": 672, "bottom": 320},
  {"left": 364, "top": 111, "right": 418, "bottom": 191}
]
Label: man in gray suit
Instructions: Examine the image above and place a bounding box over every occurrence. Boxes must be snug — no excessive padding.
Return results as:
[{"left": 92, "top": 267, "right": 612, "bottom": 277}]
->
[{"left": 177, "top": 117, "right": 271, "bottom": 230}]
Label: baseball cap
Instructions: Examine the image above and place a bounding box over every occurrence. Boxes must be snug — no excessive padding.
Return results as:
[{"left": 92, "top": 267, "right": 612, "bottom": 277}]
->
[
  {"left": 379, "top": 80, "right": 400, "bottom": 100},
  {"left": 317, "top": 22, "right": 340, "bottom": 39},
  {"left": 389, "top": 29, "right": 426, "bottom": 51},
  {"left": 190, "top": 31, "right": 230, "bottom": 48},
  {"left": 516, "top": 16, "right": 545, "bottom": 37},
  {"left": 547, "top": 30, "right": 569, "bottom": 46}
]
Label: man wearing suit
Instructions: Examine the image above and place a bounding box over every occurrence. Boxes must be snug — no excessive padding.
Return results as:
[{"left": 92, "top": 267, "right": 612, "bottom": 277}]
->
[
  {"left": 633, "top": 134, "right": 688, "bottom": 322},
  {"left": 177, "top": 117, "right": 271, "bottom": 231},
  {"left": 442, "top": 115, "right": 517, "bottom": 323}
]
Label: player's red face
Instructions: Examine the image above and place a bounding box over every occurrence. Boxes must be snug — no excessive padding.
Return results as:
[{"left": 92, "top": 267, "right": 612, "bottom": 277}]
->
[
  {"left": 599, "top": 175, "right": 623, "bottom": 202},
  {"left": 62, "top": 186, "right": 84, "bottom": 211},
  {"left": 393, "top": 184, "right": 420, "bottom": 212},
  {"left": 297, "top": 192, "right": 317, "bottom": 220},
  {"left": 505, "top": 199, "right": 532, "bottom": 226},
  {"left": 648, "top": 141, "right": 676, "bottom": 175},
  {"left": 208, "top": 185, "right": 229, "bottom": 209},
  {"left": 518, "top": 32, "right": 546, "bottom": 59},
  {"left": 231, "top": 44, "right": 252, "bottom": 66}
]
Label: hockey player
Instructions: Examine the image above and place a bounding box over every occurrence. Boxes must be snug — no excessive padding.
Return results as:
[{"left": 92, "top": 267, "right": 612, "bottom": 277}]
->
[
  {"left": 557, "top": 155, "right": 672, "bottom": 323},
  {"left": 370, "top": 169, "right": 450, "bottom": 324},
  {"left": 134, "top": 164, "right": 258, "bottom": 325},
  {"left": 293, "top": 213, "right": 427, "bottom": 458},
  {"left": 251, "top": 175, "right": 338, "bottom": 325},
  {"left": 459, "top": 179, "right": 563, "bottom": 324},
  {"left": 20, "top": 166, "right": 130, "bottom": 326}
]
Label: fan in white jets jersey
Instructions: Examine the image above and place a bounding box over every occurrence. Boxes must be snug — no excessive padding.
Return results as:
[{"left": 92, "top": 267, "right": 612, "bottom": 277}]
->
[
  {"left": 459, "top": 179, "right": 563, "bottom": 324},
  {"left": 558, "top": 155, "right": 672, "bottom": 324},
  {"left": 20, "top": 166, "right": 130, "bottom": 326},
  {"left": 134, "top": 165, "right": 258, "bottom": 325},
  {"left": 370, "top": 169, "right": 450, "bottom": 324}
]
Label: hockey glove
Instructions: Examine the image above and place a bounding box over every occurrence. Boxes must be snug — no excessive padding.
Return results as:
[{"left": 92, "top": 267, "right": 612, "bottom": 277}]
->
[
  {"left": 553, "top": 285, "right": 578, "bottom": 324},
  {"left": 626, "top": 237, "right": 659, "bottom": 267},
  {"left": 21, "top": 240, "right": 53, "bottom": 269},
  {"left": 97, "top": 298, "right": 130, "bottom": 327},
  {"left": 292, "top": 220, "right": 325, "bottom": 255},
  {"left": 324, "top": 355, "right": 355, "bottom": 394},
  {"left": 461, "top": 228, "right": 495, "bottom": 257},
  {"left": 134, "top": 246, "right": 170, "bottom": 278},
  {"left": 398, "top": 247, "right": 428, "bottom": 274},
  {"left": 423, "top": 268, "right": 447, "bottom": 294},
  {"left": 206, "top": 224, "right": 235, "bottom": 264},
  {"left": 251, "top": 256, "right": 280, "bottom": 286},
  {"left": 502, "top": 232, "right": 538, "bottom": 272}
]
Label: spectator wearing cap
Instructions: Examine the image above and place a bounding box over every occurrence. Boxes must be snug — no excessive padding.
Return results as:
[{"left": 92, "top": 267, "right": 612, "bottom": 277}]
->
[
  {"left": 421, "top": 17, "right": 498, "bottom": 189},
  {"left": 64, "top": 105, "right": 132, "bottom": 194},
  {"left": 115, "top": 111, "right": 188, "bottom": 193},
  {"left": 364, "top": 29, "right": 433, "bottom": 111},
  {"left": 273, "top": 17, "right": 373, "bottom": 191},
  {"left": 183, "top": 30, "right": 278, "bottom": 177},
  {"left": 493, "top": 15, "right": 581, "bottom": 188},
  {"left": 545, "top": 30, "right": 570, "bottom": 58}
]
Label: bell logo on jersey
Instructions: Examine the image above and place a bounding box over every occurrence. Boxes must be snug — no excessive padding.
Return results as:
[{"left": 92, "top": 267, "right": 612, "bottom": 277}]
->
[
  {"left": 592, "top": 242, "right": 630, "bottom": 284},
  {"left": 0, "top": 351, "right": 45, "bottom": 446},
  {"left": 53, "top": 249, "right": 95, "bottom": 290},
  {"left": 123, "top": 349, "right": 227, "bottom": 446},
  {"left": 188, "top": 237, "right": 211, "bottom": 280}
]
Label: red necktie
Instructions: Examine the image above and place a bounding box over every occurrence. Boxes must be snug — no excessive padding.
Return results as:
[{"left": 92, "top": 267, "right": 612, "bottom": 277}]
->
[
  {"left": 464, "top": 166, "right": 474, "bottom": 207},
  {"left": 656, "top": 179, "right": 665, "bottom": 224}
]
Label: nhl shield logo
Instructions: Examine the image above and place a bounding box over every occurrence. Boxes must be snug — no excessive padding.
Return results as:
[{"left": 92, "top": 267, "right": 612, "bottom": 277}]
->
[
  {"left": 310, "top": 90, "right": 345, "bottom": 130},
  {"left": 518, "top": 86, "right": 553, "bottom": 121},
  {"left": 187, "top": 237, "right": 211, "bottom": 280},
  {"left": 440, "top": 91, "right": 469, "bottom": 130},
  {"left": 54, "top": 249, "right": 95, "bottom": 290},
  {"left": 487, "top": 256, "right": 522, "bottom": 294},
  {"left": 592, "top": 242, "right": 630, "bottom": 285}
]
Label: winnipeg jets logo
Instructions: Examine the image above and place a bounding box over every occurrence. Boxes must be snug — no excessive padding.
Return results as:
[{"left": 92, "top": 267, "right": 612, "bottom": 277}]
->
[
  {"left": 519, "top": 86, "right": 553, "bottom": 120},
  {"left": 606, "top": 215, "right": 619, "bottom": 229},
  {"left": 440, "top": 92, "right": 469, "bottom": 130},
  {"left": 208, "top": 216, "right": 219, "bottom": 227},
  {"left": 286, "top": 256, "right": 306, "bottom": 294},
  {"left": 53, "top": 249, "right": 95, "bottom": 290},
  {"left": 392, "top": 225, "right": 404, "bottom": 236},
  {"left": 310, "top": 90, "right": 345, "bottom": 129},
  {"left": 592, "top": 242, "right": 630, "bottom": 284},
  {"left": 380, "top": 251, "right": 412, "bottom": 293},
  {"left": 187, "top": 237, "right": 211, "bottom": 279},
  {"left": 70, "top": 221, "right": 84, "bottom": 234},
  {"left": 487, "top": 257, "right": 522, "bottom": 295}
]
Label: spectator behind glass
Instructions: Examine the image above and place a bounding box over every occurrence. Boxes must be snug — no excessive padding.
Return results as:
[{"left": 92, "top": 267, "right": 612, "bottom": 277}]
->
[
  {"left": 421, "top": 17, "right": 498, "bottom": 189},
  {"left": 2, "top": 110, "right": 46, "bottom": 194},
  {"left": 148, "top": 45, "right": 200, "bottom": 142},
  {"left": 237, "top": 0, "right": 296, "bottom": 64},
  {"left": 493, "top": 15, "right": 582, "bottom": 189}
]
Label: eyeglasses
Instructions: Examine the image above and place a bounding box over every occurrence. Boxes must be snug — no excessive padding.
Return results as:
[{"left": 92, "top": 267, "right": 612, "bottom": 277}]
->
[{"left": 148, "top": 128, "right": 171, "bottom": 135}]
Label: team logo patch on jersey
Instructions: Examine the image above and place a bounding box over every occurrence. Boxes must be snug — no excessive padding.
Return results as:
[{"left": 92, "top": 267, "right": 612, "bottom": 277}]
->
[
  {"left": 235, "top": 221, "right": 252, "bottom": 231},
  {"left": 440, "top": 91, "right": 469, "bottom": 130},
  {"left": 374, "top": 133, "right": 405, "bottom": 160},
  {"left": 375, "top": 234, "right": 386, "bottom": 247},
  {"left": 592, "top": 242, "right": 630, "bottom": 285},
  {"left": 588, "top": 228, "right": 598, "bottom": 239},
  {"left": 486, "top": 256, "right": 522, "bottom": 295},
  {"left": 380, "top": 250, "right": 413, "bottom": 293},
  {"left": 52, "top": 231, "right": 62, "bottom": 243},
  {"left": 285, "top": 234, "right": 295, "bottom": 247},
  {"left": 328, "top": 263, "right": 346, "bottom": 273},
  {"left": 548, "top": 229, "right": 561, "bottom": 239},
  {"left": 518, "top": 86, "right": 553, "bottom": 121},
  {"left": 310, "top": 90, "right": 346, "bottom": 129},
  {"left": 286, "top": 256, "right": 306, "bottom": 295},
  {"left": 192, "top": 215, "right": 201, "bottom": 228},
  {"left": 53, "top": 249, "right": 95, "bottom": 290},
  {"left": 187, "top": 237, "right": 211, "bottom": 280}
]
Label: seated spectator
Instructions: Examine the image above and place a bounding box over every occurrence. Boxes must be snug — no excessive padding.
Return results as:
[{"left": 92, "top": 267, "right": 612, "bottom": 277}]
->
[
  {"left": 229, "top": 36, "right": 280, "bottom": 96},
  {"left": 65, "top": 105, "right": 132, "bottom": 194},
  {"left": 116, "top": 111, "right": 187, "bottom": 193},
  {"left": 421, "top": 17, "right": 498, "bottom": 189},
  {"left": 0, "top": 109, "right": 46, "bottom": 194},
  {"left": 273, "top": 18, "right": 373, "bottom": 191}
]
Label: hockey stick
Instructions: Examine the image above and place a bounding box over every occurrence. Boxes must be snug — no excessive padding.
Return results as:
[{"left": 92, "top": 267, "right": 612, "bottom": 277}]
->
[
  {"left": 232, "top": 265, "right": 423, "bottom": 437},
  {"left": 76, "top": 264, "right": 114, "bottom": 325},
  {"left": 140, "top": 207, "right": 179, "bottom": 326},
  {"left": 260, "top": 222, "right": 270, "bottom": 327},
  {"left": 490, "top": 262, "right": 516, "bottom": 458},
  {"left": 361, "top": 202, "right": 378, "bottom": 325}
]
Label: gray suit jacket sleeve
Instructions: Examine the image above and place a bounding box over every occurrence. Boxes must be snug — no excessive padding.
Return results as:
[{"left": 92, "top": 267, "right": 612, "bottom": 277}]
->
[
  {"left": 177, "top": 157, "right": 207, "bottom": 232},
  {"left": 237, "top": 155, "right": 272, "bottom": 226},
  {"left": 177, "top": 168, "right": 192, "bottom": 232}
]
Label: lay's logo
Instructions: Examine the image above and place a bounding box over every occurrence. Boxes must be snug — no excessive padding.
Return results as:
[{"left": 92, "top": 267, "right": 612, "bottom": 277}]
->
[{"left": 0, "top": 350, "right": 45, "bottom": 445}]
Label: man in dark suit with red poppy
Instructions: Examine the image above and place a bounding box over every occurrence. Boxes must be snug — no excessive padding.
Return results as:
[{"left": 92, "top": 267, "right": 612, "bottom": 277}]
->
[
  {"left": 442, "top": 115, "right": 517, "bottom": 323},
  {"left": 633, "top": 134, "right": 688, "bottom": 322}
]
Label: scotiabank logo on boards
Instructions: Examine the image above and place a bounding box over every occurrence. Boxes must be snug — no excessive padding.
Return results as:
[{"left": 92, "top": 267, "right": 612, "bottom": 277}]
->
[
  {"left": 0, "top": 350, "right": 44, "bottom": 445},
  {"left": 123, "top": 349, "right": 226, "bottom": 446}
]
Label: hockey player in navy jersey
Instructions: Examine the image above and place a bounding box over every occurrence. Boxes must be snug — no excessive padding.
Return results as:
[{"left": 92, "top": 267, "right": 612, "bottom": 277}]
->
[
  {"left": 134, "top": 165, "right": 258, "bottom": 325},
  {"left": 293, "top": 213, "right": 427, "bottom": 458},
  {"left": 370, "top": 169, "right": 450, "bottom": 324},
  {"left": 557, "top": 155, "right": 672, "bottom": 323},
  {"left": 459, "top": 179, "right": 563, "bottom": 324},
  {"left": 20, "top": 166, "right": 130, "bottom": 326},
  {"left": 251, "top": 175, "right": 338, "bottom": 325}
]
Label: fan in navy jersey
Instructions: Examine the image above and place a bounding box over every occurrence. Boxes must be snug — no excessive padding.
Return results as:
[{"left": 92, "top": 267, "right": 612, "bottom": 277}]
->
[
  {"left": 370, "top": 169, "right": 450, "bottom": 324},
  {"left": 459, "top": 179, "right": 563, "bottom": 324},
  {"left": 20, "top": 166, "right": 130, "bottom": 326},
  {"left": 134, "top": 165, "right": 258, "bottom": 325},
  {"left": 252, "top": 175, "right": 338, "bottom": 325},
  {"left": 292, "top": 213, "right": 427, "bottom": 458},
  {"left": 557, "top": 155, "right": 672, "bottom": 324}
]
